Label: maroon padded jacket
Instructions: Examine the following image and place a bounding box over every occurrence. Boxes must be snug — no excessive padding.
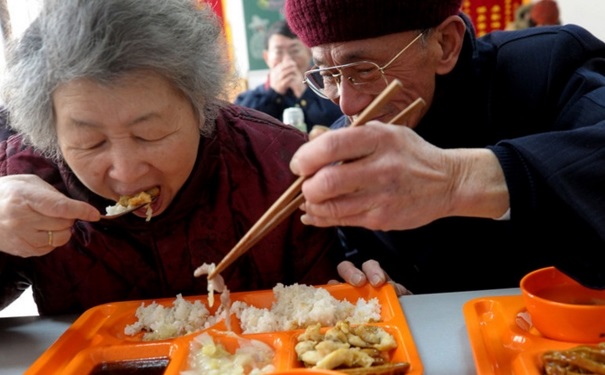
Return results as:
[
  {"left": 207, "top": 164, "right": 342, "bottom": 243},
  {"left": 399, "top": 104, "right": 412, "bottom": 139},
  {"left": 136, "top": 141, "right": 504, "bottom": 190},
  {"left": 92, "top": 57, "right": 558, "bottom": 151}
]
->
[{"left": 0, "top": 104, "right": 343, "bottom": 315}]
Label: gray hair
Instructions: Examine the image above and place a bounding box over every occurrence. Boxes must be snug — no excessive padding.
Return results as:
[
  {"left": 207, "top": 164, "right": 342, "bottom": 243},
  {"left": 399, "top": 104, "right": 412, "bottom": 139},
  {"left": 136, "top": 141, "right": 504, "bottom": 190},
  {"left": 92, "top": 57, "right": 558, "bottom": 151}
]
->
[{"left": 2, "top": 0, "right": 233, "bottom": 161}]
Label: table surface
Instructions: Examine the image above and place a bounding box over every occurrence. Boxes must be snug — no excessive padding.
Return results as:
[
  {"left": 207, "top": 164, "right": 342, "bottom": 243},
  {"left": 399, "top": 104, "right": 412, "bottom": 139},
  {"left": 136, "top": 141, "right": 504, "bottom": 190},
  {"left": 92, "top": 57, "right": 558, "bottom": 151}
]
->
[{"left": 0, "top": 287, "right": 520, "bottom": 375}]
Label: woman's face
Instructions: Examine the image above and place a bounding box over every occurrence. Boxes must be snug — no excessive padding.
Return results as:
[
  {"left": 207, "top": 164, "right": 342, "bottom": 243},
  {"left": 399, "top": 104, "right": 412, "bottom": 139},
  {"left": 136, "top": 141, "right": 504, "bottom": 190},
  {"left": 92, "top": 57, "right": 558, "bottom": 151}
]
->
[{"left": 54, "top": 71, "right": 202, "bottom": 218}]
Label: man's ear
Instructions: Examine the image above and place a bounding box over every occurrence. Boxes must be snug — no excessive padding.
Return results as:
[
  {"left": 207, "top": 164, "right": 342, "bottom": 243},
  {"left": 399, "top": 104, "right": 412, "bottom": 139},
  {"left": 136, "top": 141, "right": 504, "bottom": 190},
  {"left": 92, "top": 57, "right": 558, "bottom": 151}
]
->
[
  {"left": 262, "top": 50, "right": 270, "bottom": 67},
  {"left": 433, "top": 15, "right": 466, "bottom": 75}
]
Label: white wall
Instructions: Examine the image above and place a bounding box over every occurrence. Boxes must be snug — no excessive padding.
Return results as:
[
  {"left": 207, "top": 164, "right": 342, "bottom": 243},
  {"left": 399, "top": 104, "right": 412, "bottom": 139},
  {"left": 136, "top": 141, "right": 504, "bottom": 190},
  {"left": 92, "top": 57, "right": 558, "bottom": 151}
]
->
[{"left": 555, "top": 0, "right": 605, "bottom": 41}]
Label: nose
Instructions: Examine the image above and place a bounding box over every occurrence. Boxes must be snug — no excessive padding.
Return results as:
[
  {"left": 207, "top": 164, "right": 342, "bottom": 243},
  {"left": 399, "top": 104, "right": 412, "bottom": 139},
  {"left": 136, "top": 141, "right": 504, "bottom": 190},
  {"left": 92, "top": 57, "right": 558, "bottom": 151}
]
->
[
  {"left": 106, "top": 144, "right": 149, "bottom": 184},
  {"left": 336, "top": 79, "right": 375, "bottom": 117}
]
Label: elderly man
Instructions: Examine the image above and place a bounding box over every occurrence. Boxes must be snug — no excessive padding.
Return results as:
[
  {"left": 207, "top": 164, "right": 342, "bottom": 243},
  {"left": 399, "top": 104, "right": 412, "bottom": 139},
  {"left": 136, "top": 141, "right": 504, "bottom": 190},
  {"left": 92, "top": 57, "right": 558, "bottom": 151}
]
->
[{"left": 284, "top": 0, "right": 605, "bottom": 293}]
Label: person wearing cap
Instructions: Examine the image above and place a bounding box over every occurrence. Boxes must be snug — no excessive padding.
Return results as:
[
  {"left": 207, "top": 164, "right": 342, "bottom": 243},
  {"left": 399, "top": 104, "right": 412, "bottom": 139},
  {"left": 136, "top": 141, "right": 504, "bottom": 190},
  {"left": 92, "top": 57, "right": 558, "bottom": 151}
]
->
[
  {"left": 284, "top": 0, "right": 605, "bottom": 294},
  {"left": 235, "top": 20, "right": 343, "bottom": 132}
]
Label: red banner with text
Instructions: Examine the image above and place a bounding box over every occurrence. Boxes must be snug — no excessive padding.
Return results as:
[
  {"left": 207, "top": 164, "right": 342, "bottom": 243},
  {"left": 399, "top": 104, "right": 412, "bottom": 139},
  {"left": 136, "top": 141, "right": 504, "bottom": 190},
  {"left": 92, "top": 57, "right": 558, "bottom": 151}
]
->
[{"left": 461, "top": 0, "right": 526, "bottom": 36}]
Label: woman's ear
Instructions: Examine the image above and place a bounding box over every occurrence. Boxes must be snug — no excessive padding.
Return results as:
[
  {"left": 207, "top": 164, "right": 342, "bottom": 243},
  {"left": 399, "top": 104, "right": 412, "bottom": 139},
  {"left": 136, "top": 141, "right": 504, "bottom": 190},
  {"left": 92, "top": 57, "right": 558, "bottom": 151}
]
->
[{"left": 433, "top": 15, "right": 466, "bottom": 75}]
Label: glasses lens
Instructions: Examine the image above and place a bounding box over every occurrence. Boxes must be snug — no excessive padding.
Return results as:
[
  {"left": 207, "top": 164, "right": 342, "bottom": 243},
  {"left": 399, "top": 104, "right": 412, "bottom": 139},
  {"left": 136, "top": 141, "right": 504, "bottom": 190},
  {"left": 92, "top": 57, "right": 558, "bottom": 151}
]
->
[
  {"left": 305, "top": 69, "right": 336, "bottom": 99},
  {"left": 347, "top": 62, "right": 383, "bottom": 86},
  {"left": 305, "top": 61, "right": 386, "bottom": 100}
]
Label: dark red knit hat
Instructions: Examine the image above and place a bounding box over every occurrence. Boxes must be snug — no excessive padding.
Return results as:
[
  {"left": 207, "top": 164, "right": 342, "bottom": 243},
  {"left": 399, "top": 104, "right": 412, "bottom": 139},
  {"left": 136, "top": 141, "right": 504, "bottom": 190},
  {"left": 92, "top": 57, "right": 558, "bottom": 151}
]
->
[{"left": 285, "top": 0, "right": 463, "bottom": 47}]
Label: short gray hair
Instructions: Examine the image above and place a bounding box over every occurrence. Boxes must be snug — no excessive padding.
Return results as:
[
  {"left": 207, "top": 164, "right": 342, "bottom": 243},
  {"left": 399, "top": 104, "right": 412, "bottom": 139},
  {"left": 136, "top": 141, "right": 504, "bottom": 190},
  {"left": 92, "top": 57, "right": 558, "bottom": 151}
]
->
[{"left": 2, "top": 0, "right": 233, "bottom": 161}]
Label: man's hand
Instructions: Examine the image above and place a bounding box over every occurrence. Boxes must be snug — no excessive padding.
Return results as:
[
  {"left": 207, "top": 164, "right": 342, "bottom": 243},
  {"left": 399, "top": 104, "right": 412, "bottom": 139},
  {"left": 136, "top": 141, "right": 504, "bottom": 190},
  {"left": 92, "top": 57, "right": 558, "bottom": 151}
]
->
[
  {"left": 291, "top": 123, "right": 509, "bottom": 231},
  {"left": 269, "top": 54, "right": 306, "bottom": 97},
  {"left": 331, "top": 260, "right": 412, "bottom": 297}
]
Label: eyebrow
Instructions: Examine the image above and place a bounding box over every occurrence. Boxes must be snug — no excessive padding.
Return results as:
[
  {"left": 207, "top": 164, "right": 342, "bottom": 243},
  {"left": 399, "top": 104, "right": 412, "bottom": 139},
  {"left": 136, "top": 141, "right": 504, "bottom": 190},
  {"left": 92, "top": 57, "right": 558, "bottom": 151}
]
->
[
  {"left": 313, "top": 48, "right": 375, "bottom": 67},
  {"left": 68, "top": 112, "right": 159, "bottom": 129}
]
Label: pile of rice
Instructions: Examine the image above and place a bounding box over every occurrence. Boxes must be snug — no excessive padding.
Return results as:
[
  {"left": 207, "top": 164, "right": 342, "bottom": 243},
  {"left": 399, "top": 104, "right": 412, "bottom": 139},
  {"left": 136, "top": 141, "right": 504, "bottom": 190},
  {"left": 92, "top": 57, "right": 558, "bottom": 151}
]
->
[
  {"left": 232, "top": 283, "right": 382, "bottom": 334},
  {"left": 124, "top": 283, "right": 382, "bottom": 340},
  {"left": 124, "top": 294, "right": 226, "bottom": 341}
]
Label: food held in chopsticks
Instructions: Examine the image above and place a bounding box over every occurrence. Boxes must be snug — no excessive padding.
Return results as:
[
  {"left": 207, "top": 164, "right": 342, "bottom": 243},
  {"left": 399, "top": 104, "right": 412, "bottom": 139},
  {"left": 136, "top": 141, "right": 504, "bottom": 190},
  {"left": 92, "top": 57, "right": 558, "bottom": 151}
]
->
[
  {"left": 296, "top": 320, "right": 409, "bottom": 373},
  {"left": 105, "top": 187, "right": 159, "bottom": 221},
  {"left": 542, "top": 342, "right": 605, "bottom": 374},
  {"left": 193, "top": 262, "right": 227, "bottom": 307}
]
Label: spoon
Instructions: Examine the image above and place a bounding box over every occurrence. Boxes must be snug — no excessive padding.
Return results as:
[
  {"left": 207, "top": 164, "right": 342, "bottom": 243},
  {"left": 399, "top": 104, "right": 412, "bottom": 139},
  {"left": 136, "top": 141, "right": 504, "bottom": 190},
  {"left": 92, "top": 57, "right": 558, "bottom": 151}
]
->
[{"left": 100, "top": 195, "right": 158, "bottom": 220}]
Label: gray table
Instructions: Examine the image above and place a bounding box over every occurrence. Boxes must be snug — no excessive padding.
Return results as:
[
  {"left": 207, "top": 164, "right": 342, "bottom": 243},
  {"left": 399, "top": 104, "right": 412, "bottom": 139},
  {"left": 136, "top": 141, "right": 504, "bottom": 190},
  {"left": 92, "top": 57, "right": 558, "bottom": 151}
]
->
[{"left": 0, "top": 287, "right": 520, "bottom": 375}]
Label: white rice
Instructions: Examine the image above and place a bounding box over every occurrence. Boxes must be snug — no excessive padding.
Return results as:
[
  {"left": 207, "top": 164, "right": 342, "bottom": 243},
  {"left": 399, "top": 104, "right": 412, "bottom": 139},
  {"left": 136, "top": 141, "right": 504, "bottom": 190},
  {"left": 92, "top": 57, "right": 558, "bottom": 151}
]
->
[
  {"left": 232, "top": 283, "right": 381, "bottom": 334},
  {"left": 124, "top": 283, "right": 382, "bottom": 340},
  {"left": 124, "top": 294, "right": 224, "bottom": 341},
  {"left": 105, "top": 203, "right": 129, "bottom": 216}
]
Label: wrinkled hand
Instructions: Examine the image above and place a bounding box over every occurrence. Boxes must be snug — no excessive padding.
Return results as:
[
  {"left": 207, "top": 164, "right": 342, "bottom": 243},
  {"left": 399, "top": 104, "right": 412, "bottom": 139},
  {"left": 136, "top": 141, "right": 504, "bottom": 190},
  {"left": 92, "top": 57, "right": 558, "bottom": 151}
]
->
[
  {"left": 269, "top": 55, "right": 306, "bottom": 97},
  {"left": 330, "top": 260, "right": 412, "bottom": 297},
  {"left": 291, "top": 122, "right": 508, "bottom": 230},
  {"left": 0, "top": 175, "right": 100, "bottom": 257}
]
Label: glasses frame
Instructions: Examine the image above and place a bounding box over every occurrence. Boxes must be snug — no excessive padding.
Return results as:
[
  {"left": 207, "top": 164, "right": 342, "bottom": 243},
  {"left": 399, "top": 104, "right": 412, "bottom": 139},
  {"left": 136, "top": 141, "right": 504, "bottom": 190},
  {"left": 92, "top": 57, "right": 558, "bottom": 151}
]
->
[{"left": 304, "top": 32, "right": 424, "bottom": 100}]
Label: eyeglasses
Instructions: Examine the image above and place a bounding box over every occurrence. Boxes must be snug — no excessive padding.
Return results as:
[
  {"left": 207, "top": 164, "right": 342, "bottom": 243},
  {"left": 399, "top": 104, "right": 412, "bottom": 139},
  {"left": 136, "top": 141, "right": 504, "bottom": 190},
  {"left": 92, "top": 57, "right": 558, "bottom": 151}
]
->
[
  {"left": 269, "top": 45, "right": 307, "bottom": 59},
  {"left": 303, "top": 33, "right": 423, "bottom": 100}
]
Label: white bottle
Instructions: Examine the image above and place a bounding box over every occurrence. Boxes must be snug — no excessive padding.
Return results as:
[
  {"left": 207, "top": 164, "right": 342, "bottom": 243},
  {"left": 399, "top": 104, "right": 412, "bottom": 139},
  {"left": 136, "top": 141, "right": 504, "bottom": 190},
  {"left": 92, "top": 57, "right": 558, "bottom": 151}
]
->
[{"left": 282, "top": 107, "right": 307, "bottom": 133}]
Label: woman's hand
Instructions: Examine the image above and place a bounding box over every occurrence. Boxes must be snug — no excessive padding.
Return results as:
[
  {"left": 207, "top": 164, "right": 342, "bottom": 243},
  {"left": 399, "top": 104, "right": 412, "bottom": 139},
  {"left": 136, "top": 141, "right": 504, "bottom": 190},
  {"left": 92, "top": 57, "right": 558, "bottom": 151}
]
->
[
  {"left": 0, "top": 175, "right": 100, "bottom": 257},
  {"left": 331, "top": 259, "right": 412, "bottom": 297}
]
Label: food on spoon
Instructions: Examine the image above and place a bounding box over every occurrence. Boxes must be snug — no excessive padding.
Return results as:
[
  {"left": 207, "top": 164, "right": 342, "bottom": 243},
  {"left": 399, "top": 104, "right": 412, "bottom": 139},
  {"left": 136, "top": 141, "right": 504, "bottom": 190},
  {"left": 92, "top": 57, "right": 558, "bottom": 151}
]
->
[
  {"left": 105, "top": 187, "right": 159, "bottom": 221},
  {"left": 542, "top": 342, "right": 605, "bottom": 374}
]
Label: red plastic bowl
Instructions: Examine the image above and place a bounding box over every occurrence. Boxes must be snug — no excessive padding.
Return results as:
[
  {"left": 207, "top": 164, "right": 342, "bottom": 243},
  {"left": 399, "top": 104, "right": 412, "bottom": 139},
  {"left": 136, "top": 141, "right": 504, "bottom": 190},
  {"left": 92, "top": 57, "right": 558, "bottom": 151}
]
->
[{"left": 520, "top": 266, "right": 605, "bottom": 343}]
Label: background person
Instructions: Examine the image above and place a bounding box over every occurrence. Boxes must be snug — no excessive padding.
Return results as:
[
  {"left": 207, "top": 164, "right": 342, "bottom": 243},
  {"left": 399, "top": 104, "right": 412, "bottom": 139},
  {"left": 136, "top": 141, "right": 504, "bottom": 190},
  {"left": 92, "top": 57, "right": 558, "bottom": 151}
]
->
[
  {"left": 235, "top": 20, "right": 343, "bottom": 132},
  {"left": 284, "top": 0, "right": 605, "bottom": 294},
  {"left": 0, "top": 0, "right": 359, "bottom": 316}
]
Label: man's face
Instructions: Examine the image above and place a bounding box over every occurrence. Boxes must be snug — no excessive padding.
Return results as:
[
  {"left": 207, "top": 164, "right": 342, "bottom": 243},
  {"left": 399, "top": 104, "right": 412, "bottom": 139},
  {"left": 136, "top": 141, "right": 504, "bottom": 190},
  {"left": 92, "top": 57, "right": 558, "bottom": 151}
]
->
[
  {"left": 265, "top": 34, "right": 312, "bottom": 72},
  {"left": 310, "top": 30, "right": 437, "bottom": 127}
]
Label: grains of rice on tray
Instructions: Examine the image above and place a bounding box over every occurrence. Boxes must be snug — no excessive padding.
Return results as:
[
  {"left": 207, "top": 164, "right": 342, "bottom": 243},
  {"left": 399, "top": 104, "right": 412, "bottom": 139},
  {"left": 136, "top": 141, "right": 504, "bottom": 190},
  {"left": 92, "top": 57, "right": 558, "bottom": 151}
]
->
[
  {"left": 233, "top": 283, "right": 382, "bottom": 334},
  {"left": 124, "top": 283, "right": 382, "bottom": 340}
]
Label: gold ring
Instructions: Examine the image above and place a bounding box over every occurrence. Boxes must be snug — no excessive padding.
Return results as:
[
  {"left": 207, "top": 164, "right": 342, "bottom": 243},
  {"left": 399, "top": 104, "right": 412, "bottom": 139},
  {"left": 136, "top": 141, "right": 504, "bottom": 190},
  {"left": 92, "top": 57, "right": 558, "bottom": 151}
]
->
[{"left": 47, "top": 230, "right": 53, "bottom": 246}]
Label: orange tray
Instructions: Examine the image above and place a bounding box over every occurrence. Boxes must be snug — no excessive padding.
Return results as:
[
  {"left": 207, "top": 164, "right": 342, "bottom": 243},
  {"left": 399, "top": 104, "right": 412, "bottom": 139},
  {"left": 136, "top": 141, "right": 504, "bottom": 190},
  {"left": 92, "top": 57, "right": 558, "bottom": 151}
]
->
[
  {"left": 463, "top": 295, "right": 592, "bottom": 375},
  {"left": 25, "top": 283, "right": 423, "bottom": 375}
]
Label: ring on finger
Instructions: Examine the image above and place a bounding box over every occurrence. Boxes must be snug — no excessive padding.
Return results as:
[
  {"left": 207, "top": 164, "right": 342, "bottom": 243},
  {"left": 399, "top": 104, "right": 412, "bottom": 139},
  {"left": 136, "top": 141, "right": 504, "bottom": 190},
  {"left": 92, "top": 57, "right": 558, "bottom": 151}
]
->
[{"left": 47, "top": 230, "right": 53, "bottom": 247}]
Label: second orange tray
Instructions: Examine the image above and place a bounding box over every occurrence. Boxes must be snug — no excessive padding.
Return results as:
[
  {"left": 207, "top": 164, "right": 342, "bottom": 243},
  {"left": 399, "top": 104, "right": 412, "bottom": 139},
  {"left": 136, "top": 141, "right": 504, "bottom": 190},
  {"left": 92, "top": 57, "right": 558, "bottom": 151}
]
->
[{"left": 463, "top": 295, "right": 594, "bottom": 375}]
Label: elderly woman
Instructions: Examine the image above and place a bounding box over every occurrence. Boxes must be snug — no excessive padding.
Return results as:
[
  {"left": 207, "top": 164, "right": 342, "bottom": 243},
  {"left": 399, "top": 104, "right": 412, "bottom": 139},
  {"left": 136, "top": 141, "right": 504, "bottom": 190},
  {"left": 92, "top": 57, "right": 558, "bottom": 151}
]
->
[{"left": 0, "top": 0, "right": 381, "bottom": 316}]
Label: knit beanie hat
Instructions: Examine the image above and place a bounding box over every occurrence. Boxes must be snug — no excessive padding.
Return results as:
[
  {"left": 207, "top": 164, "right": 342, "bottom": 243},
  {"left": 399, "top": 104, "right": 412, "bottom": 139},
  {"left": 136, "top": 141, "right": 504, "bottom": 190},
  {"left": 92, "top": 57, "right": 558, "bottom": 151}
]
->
[{"left": 285, "top": 0, "right": 463, "bottom": 47}]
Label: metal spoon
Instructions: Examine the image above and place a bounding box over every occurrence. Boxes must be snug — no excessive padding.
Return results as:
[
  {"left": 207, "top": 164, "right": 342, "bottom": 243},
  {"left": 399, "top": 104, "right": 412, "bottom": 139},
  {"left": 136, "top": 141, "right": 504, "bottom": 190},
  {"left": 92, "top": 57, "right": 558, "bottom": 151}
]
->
[{"left": 100, "top": 196, "right": 158, "bottom": 220}]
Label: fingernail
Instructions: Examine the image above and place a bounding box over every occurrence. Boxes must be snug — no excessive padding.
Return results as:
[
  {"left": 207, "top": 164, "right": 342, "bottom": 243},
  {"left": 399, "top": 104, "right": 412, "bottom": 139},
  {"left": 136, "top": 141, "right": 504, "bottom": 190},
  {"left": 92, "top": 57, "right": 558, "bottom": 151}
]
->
[
  {"left": 290, "top": 157, "right": 300, "bottom": 175},
  {"left": 370, "top": 274, "right": 384, "bottom": 286},
  {"left": 351, "top": 273, "right": 364, "bottom": 285},
  {"left": 300, "top": 214, "right": 309, "bottom": 225}
]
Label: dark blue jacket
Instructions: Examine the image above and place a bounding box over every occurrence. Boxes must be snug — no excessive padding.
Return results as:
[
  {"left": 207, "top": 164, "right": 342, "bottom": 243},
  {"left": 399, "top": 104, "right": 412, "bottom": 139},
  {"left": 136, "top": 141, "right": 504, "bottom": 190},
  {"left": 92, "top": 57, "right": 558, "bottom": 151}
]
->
[
  {"left": 336, "top": 17, "right": 605, "bottom": 293},
  {"left": 235, "top": 79, "right": 343, "bottom": 132}
]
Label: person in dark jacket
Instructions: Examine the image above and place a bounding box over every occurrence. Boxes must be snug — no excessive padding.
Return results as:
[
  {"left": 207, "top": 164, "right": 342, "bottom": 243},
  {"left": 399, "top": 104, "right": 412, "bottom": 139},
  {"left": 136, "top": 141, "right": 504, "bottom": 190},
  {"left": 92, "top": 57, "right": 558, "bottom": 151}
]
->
[
  {"left": 284, "top": 0, "right": 605, "bottom": 293},
  {"left": 0, "top": 0, "right": 405, "bottom": 316},
  {"left": 234, "top": 20, "right": 343, "bottom": 132}
]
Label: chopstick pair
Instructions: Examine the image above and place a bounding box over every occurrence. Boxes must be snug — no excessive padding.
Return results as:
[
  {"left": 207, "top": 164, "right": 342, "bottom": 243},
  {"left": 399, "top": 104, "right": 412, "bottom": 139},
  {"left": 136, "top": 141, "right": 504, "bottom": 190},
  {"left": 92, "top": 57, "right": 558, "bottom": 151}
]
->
[{"left": 207, "top": 80, "right": 425, "bottom": 279}]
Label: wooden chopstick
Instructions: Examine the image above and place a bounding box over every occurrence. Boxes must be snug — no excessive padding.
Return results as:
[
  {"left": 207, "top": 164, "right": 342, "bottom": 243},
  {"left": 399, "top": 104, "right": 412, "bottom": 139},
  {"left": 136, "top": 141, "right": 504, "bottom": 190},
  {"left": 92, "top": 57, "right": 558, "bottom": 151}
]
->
[{"left": 207, "top": 80, "right": 421, "bottom": 280}]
